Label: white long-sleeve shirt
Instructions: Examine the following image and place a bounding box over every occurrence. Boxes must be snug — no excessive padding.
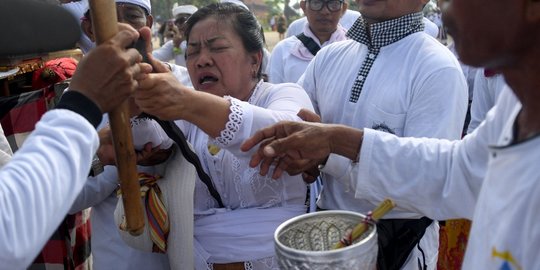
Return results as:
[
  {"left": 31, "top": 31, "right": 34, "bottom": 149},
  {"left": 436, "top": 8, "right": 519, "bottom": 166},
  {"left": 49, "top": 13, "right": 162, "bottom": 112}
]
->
[
  {"left": 0, "top": 109, "right": 98, "bottom": 269},
  {"left": 0, "top": 124, "right": 12, "bottom": 168},
  {"left": 323, "top": 87, "right": 540, "bottom": 269},
  {"left": 300, "top": 21, "right": 468, "bottom": 219},
  {"left": 467, "top": 72, "right": 506, "bottom": 133},
  {"left": 299, "top": 13, "right": 468, "bottom": 269}
]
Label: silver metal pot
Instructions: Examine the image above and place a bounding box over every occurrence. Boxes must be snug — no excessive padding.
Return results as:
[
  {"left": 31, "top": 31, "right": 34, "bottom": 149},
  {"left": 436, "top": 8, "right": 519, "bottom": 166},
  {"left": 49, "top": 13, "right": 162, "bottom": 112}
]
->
[{"left": 274, "top": 210, "right": 378, "bottom": 270}]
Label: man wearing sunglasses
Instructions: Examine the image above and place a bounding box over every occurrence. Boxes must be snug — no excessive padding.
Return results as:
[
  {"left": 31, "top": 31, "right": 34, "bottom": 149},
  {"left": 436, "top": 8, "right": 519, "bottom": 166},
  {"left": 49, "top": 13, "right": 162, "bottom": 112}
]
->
[
  {"left": 293, "top": 0, "right": 468, "bottom": 269},
  {"left": 153, "top": 4, "right": 198, "bottom": 67},
  {"left": 268, "top": 0, "right": 348, "bottom": 83},
  {"left": 286, "top": 4, "right": 440, "bottom": 39}
]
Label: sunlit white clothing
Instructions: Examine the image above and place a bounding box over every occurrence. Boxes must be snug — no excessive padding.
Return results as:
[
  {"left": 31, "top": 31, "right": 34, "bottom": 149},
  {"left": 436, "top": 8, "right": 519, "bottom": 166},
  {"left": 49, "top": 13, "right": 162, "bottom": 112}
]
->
[
  {"left": 173, "top": 81, "right": 313, "bottom": 269},
  {"left": 0, "top": 124, "right": 12, "bottom": 168},
  {"left": 0, "top": 110, "right": 97, "bottom": 269},
  {"left": 467, "top": 72, "right": 507, "bottom": 133},
  {"left": 60, "top": 1, "right": 95, "bottom": 54},
  {"left": 422, "top": 17, "right": 439, "bottom": 38},
  {"left": 324, "top": 87, "right": 540, "bottom": 269},
  {"left": 299, "top": 16, "right": 468, "bottom": 269},
  {"left": 268, "top": 23, "right": 347, "bottom": 83}
]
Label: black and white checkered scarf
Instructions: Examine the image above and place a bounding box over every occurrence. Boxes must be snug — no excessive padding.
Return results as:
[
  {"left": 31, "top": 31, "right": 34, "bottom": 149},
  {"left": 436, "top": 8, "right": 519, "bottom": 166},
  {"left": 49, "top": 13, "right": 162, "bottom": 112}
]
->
[{"left": 345, "top": 12, "right": 425, "bottom": 102}]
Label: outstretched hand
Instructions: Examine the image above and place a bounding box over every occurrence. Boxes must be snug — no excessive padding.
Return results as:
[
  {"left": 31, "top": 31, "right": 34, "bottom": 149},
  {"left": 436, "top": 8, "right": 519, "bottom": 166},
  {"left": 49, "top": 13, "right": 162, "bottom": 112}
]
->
[
  {"left": 240, "top": 110, "right": 332, "bottom": 180},
  {"left": 241, "top": 109, "right": 364, "bottom": 180}
]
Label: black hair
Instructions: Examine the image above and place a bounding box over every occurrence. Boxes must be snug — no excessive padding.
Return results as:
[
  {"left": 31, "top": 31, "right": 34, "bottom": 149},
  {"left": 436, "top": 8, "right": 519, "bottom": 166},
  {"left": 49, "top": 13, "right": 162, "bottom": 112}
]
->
[{"left": 184, "top": 2, "right": 264, "bottom": 79}]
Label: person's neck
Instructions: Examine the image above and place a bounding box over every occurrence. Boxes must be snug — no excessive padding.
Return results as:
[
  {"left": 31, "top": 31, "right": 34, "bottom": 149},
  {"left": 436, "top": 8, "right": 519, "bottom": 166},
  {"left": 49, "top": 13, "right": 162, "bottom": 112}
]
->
[
  {"left": 361, "top": 8, "right": 422, "bottom": 26},
  {"left": 501, "top": 47, "right": 540, "bottom": 142},
  {"left": 309, "top": 26, "right": 335, "bottom": 44},
  {"left": 241, "top": 80, "right": 261, "bottom": 101}
]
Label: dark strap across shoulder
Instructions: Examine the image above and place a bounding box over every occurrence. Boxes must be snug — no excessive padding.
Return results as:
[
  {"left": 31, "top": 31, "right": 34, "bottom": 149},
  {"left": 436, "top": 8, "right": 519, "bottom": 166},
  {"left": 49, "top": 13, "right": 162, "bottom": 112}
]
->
[
  {"left": 376, "top": 217, "right": 433, "bottom": 270},
  {"left": 142, "top": 114, "right": 225, "bottom": 208},
  {"left": 296, "top": 33, "right": 321, "bottom": 56}
]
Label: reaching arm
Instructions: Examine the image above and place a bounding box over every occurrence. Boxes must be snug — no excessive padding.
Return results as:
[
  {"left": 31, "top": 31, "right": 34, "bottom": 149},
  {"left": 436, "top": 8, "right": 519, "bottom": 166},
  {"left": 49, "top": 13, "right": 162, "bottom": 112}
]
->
[{"left": 0, "top": 106, "right": 99, "bottom": 268}]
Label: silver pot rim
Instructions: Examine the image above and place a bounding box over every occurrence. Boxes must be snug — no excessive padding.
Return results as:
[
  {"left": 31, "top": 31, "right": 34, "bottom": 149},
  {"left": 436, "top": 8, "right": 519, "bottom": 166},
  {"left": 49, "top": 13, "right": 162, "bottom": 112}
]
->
[{"left": 274, "top": 210, "right": 376, "bottom": 255}]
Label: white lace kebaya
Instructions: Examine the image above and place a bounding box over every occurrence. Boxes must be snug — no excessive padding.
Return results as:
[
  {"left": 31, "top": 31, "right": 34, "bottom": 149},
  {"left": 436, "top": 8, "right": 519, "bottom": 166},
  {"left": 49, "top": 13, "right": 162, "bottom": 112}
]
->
[{"left": 173, "top": 80, "right": 314, "bottom": 269}]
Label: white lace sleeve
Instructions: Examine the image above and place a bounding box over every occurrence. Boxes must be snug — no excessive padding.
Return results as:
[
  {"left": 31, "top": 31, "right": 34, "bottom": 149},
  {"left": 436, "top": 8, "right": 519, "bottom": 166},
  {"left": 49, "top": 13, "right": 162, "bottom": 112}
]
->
[{"left": 214, "top": 96, "right": 243, "bottom": 147}]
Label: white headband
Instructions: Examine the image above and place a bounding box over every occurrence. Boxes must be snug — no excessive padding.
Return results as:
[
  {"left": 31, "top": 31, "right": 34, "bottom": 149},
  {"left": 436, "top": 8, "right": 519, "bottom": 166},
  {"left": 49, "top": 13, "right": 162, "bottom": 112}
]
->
[{"left": 131, "top": 118, "right": 173, "bottom": 151}]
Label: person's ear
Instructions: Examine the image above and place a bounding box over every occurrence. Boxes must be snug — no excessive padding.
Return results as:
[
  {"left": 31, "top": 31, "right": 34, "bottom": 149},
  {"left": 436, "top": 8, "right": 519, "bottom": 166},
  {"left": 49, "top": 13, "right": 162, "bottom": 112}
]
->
[
  {"left": 526, "top": 0, "right": 540, "bottom": 22},
  {"left": 81, "top": 19, "right": 96, "bottom": 42},
  {"left": 342, "top": 1, "right": 348, "bottom": 16},
  {"left": 251, "top": 50, "right": 263, "bottom": 75},
  {"left": 300, "top": 0, "right": 307, "bottom": 13},
  {"left": 146, "top": 14, "right": 154, "bottom": 28}
]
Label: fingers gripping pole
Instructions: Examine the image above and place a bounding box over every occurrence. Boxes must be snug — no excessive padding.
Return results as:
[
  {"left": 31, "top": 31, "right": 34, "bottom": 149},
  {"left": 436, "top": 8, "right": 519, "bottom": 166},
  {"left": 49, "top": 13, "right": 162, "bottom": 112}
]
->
[{"left": 89, "top": 0, "right": 144, "bottom": 236}]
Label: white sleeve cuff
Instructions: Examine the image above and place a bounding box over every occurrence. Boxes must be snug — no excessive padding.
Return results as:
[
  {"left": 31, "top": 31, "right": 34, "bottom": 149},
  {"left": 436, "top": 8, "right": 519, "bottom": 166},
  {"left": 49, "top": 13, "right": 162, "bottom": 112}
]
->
[{"left": 319, "top": 153, "right": 354, "bottom": 191}]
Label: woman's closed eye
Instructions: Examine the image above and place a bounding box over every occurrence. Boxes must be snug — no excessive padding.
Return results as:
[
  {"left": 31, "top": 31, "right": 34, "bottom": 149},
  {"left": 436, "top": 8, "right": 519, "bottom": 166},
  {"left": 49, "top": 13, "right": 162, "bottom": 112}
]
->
[{"left": 210, "top": 45, "right": 229, "bottom": 52}]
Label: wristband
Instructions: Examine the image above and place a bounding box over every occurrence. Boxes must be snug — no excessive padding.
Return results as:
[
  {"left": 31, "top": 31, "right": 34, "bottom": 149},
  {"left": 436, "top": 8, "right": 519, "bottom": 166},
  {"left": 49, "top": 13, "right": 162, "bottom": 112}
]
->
[{"left": 89, "top": 154, "right": 104, "bottom": 177}]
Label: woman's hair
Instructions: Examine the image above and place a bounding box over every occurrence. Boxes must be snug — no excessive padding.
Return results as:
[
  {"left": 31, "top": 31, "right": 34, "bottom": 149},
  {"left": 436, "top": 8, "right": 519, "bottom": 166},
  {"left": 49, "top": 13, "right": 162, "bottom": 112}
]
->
[{"left": 185, "top": 2, "right": 264, "bottom": 79}]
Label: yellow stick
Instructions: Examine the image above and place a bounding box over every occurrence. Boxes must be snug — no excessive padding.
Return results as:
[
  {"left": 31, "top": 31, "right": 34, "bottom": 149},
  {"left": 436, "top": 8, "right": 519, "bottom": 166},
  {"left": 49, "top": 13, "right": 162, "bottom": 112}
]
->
[{"left": 333, "top": 199, "right": 396, "bottom": 249}]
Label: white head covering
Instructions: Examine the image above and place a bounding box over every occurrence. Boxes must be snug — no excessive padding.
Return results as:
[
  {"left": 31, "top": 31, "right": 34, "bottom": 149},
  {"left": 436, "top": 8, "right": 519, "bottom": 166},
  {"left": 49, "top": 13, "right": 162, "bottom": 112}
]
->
[
  {"left": 220, "top": 0, "right": 249, "bottom": 10},
  {"left": 84, "top": 0, "right": 151, "bottom": 15},
  {"left": 116, "top": 0, "right": 151, "bottom": 14},
  {"left": 130, "top": 117, "right": 173, "bottom": 150},
  {"left": 172, "top": 4, "right": 198, "bottom": 17}
]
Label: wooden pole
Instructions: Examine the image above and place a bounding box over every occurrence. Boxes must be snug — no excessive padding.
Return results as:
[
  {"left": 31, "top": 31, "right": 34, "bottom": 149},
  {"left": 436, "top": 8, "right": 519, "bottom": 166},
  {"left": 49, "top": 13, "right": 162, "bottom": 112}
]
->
[{"left": 89, "top": 0, "right": 144, "bottom": 236}]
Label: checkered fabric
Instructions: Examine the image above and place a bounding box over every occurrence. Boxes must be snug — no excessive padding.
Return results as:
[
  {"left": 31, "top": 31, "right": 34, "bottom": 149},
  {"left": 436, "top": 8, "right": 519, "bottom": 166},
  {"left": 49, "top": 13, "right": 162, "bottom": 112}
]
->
[
  {"left": 346, "top": 12, "right": 425, "bottom": 103},
  {"left": 30, "top": 209, "right": 92, "bottom": 270}
]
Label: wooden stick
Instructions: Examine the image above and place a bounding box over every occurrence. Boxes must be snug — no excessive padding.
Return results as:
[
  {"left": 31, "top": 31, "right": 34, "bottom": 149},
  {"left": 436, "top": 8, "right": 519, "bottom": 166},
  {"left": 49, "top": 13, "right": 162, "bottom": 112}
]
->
[
  {"left": 333, "top": 199, "right": 396, "bottom": 249},
  {"left": 89, "top": 0, "right": 144, "bottom": 236}
]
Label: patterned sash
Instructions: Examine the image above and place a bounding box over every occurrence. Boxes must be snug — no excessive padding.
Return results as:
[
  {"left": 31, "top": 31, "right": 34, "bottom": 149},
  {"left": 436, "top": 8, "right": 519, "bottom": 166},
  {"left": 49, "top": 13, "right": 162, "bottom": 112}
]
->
[{"left": 118, "top": 172, "right": 169, "bottom": 253}]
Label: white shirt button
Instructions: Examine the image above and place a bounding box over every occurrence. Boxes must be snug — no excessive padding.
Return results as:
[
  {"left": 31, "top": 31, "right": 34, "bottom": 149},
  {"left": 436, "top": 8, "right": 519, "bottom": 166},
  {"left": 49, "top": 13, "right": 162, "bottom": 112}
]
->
[
  {"left": 369, "top": 53, "right": 376, "bottom": 59},
  {"left": 357, "top": 75, "right": 364, "bottom": 81}
]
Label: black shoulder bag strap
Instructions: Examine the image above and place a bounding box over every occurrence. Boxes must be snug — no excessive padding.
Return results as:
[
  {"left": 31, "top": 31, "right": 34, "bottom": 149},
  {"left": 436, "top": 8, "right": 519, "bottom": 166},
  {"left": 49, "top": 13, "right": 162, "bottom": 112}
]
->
[
  {"left": 376, "top": 217, "right": 433, "bottom": 270},
  {"left": 296, "top": 33, "right": 321, "bottom": 56},
  {"left": 142, "top": 114, "right": 225, "bottom": 208}
]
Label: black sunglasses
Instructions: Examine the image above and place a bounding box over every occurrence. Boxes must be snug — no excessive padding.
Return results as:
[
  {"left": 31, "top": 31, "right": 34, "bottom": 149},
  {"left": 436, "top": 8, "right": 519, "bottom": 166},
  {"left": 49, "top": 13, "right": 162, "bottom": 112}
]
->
[{"left": 307, "top": 0, "right": 344, "bottom": 12}]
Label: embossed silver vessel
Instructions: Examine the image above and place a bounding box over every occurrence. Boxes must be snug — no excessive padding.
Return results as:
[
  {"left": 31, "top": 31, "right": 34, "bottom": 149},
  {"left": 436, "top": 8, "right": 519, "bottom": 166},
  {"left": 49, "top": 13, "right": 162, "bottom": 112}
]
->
[{"left": 274, "top": 210, "right": 378, "bottom": 270}]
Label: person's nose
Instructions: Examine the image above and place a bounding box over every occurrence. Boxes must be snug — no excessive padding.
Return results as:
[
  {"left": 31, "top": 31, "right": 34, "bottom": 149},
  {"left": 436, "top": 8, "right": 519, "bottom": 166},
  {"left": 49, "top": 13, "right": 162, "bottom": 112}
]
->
[{"left": 195, "top": 48, "right": 213, "bottom": 68}]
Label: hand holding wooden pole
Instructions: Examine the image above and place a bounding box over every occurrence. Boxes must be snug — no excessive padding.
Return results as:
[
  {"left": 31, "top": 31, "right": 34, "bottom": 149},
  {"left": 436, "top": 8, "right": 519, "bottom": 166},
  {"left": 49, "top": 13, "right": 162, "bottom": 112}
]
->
[
  {"left": 333, "top": 199, "right": 396, "bottom": 249},
  {"left": 89, "top": 0, "right": 144, "bottom": 236}
]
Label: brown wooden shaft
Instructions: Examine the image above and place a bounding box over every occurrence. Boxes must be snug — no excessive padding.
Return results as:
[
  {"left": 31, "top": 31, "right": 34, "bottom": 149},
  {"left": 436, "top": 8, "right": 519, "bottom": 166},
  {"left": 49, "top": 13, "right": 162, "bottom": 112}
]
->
[{"left": 89, "top": 0, "right": 144, "bottom": 235}]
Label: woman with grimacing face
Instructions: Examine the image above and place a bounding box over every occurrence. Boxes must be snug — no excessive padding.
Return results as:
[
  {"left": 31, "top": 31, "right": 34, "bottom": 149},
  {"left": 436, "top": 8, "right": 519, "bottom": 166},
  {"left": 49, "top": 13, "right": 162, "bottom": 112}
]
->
[
  {"left": 134, "top": 3, "right": 315, "bottom": 269},
  {"left": 184, "top": 5, "right": 262, "bottom": 101}
]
